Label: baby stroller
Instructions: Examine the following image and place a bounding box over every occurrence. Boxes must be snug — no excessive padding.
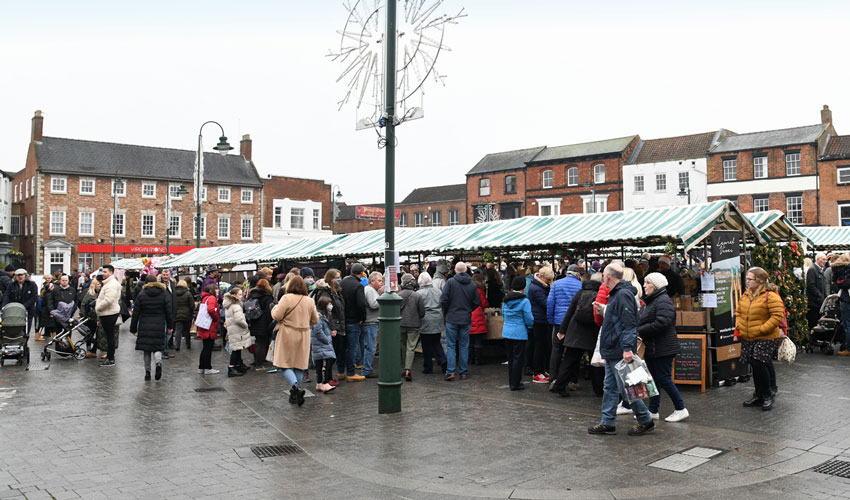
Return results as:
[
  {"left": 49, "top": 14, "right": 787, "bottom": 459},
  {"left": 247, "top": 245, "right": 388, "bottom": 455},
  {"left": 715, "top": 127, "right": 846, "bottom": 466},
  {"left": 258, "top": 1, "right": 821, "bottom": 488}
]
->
[
  {"left": 805, "top": 294, "right": 843, "bottom": 355},
  {"left": 0, "top": 302, "right": 29, "bottom": 366},
  {"left": 41, "top": 302, "right": 92, "bottom": 361}
]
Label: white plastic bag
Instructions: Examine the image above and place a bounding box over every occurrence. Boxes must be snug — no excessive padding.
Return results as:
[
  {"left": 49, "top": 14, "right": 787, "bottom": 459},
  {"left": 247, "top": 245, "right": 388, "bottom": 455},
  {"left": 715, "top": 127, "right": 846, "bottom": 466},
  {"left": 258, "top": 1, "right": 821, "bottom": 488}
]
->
[
  {"left": 591, "top": 334, "right": 605, "bottom": 367},
  {"left": 266, "top": 338, "right": 276, "bottom": 363},
  {"left": 195, "top": 301, "right": 213, "bottom": 330},
  {"left": 777, "top": 337, "right": 796, "bottom": 364}
]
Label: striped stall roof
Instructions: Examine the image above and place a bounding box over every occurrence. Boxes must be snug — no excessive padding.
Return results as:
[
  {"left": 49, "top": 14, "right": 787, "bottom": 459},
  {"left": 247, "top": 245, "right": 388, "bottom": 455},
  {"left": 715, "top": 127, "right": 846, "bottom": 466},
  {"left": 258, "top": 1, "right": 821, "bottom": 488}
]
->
[
  {"left": 801, "top": 226, "right": 850, "bottom": 250},
  {"left": 743, "top": 211, "right": 809, "bottom": 245}
]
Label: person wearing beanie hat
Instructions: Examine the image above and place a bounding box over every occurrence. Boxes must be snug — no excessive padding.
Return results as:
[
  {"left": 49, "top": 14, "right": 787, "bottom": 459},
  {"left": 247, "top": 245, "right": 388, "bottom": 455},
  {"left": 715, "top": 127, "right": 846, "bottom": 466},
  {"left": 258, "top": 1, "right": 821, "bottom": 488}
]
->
[
  {"left": 502, "top": 276, "right": 534, "bottom": 390},
  {"left": 301, "top": 267, "right": 316, "bottom": 292},
  {"left": 638, "top": 272, "right": 688, "bottom": 422},
  {"left": 398, "top": 273, "right": 425, "bottom": 381},
  {"left": 432, "top": 259, "right": 449, "bottom": 291},
  {"left": 416, "top": 271, "right": 448, "bottom": 374},
  {"left": 656, "top": 256, "right": 684, "bottom": 297}
]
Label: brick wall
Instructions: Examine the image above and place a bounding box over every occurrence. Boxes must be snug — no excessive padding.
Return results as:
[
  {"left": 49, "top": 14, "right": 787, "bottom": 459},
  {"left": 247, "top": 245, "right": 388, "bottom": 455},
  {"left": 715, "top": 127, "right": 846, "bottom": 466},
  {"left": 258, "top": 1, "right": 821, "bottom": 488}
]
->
[
  {"left": 262, "top": 176, "right": 332, "bottom": 230},
  {"left": 706, "top": 143, "right": 819, "bottom": 183},
  {"left": 466, "top": 169, "right": 526, "bottom": 222},
  {"left": 818, "top": 158, "right": 850, "bottom": 226},
  {"left": 525, "top": 154, "right": 634, "bottom": 215},
  {"left": 398, "top": 200, "right": 467, "bottom": 227}
]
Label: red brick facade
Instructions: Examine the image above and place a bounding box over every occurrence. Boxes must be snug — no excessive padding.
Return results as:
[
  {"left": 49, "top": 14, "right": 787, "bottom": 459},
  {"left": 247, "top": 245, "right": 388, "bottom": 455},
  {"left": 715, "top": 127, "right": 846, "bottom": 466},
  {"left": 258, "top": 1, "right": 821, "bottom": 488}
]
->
[
  {"left": 262, "top": 176, "right": 332, "bottom": 231},
  {"left": 466, "top": 170, "right": 526, "bottom": 222},
  {"left": 818, "top": 157, "right": 850, "bottom": 226}
]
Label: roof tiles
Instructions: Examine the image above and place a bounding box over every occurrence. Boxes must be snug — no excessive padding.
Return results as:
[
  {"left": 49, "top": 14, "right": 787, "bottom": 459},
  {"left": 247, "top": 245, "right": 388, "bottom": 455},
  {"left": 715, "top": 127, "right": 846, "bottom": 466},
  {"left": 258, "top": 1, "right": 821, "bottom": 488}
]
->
[
  {"left": 710, "top": 124, "right": 826, "bottom": 154},
  {"left": 627, "top": 131, "right": 720, "bottom": 164}
]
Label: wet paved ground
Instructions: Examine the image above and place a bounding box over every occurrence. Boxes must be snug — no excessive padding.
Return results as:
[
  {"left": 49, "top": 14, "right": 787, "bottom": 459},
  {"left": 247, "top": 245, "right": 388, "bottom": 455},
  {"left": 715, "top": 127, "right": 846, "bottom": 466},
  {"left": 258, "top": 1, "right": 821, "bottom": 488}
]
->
[{"left": 2, "top": 323, "right": 850, "bottom": 499}]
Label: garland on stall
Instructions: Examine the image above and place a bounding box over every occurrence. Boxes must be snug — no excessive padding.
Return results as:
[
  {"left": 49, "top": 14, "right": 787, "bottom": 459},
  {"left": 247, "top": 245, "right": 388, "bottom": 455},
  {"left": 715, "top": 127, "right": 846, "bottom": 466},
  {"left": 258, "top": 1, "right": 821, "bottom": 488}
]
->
[{"left": 751, "top": 242, "right": 808, "bottom": 344}]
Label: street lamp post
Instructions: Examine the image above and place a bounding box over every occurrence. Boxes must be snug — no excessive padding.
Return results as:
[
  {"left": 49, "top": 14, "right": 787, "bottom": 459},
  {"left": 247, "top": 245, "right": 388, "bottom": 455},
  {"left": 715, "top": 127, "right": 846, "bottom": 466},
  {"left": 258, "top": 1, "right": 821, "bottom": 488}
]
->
[
  {"left": 166, "top": 185, "right": 189, "bottom": 254},
  {"left": 195, "top": 122, "right": 232, "bottom": 248},
  {"left": 330, "top": 185, "right": 343, "bottom": 233},
  {"left": 677, "top": 160, "right": 696, "bottom": 205},
  {"left": 583, "top": 174, "right": 597, "bottom": 213},
  {"left": 112, "top": 177, "right": 123, "bottom": 260}
]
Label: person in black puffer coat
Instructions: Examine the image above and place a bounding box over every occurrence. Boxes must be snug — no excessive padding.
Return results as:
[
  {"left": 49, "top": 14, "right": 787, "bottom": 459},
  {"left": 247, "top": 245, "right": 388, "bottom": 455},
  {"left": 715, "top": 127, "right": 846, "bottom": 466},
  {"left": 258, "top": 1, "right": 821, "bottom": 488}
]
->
[
  {"left": 310, "top": 269, "right": 347, "bottom": 383},
  {"left": 174, "top": 280, "right": 196, "bottom": 351},
  {"left": 130, "top": 275, "right": 174, "bottom": 381},
  {"left": 638, "top": 272, "right": 688, "bottom": 422},
  {"left": 48, "top": 274, "right": 78, "bottom": 335},
  {"left": 247, "top": 278, "right": 276, "bottom": 369},
  {"left": 551, "top": 274, "right": 602, "bottom": 397}
]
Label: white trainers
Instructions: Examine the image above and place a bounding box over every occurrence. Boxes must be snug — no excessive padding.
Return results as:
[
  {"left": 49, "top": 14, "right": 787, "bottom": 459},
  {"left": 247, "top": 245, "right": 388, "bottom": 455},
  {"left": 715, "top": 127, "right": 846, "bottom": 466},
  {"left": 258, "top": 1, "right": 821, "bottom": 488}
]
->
[
  {"left": 204, "top": 368, "right": 221, "bottom": 374},
  {"left": 197, "top": 369, "right": 204, "bottom": 374},
  {"left": 665, "top": 408, "right": 690, "bottom": 422},
  {"left": 616, "top": 402, "right": 633, "bottom": 415},
  {"left": 634, "top": 412, "right": 660, "bottom": 420}
]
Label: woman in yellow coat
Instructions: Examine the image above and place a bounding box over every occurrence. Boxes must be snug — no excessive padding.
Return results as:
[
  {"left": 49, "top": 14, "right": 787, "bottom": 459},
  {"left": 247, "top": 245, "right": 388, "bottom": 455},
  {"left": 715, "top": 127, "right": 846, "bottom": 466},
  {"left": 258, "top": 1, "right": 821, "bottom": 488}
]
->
[
  {"left": 271, "top": 275, "right": 319, "bottom": 406},
  {"left": 735, "top": 266, "right": 785, "bottom": 411}
]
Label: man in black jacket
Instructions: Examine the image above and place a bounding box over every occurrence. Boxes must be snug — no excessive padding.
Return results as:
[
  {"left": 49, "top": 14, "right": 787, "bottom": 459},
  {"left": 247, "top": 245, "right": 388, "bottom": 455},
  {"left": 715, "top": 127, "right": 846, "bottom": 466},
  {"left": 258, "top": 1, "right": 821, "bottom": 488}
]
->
[
  {"left": 159, "top": 269, "right": 177, "bottom": 357},
  {"left": 806, "top": 253, "right": 829, "bottom": 330},
  {"left": 440, "top": 262, "right": 480, "bottom": 380},
  {"left": 47, "top": 274, "right": 77, "bottom": 335},
  {"left": 341, "top": 263, "right": 367, "bottom": 381},
  {"left": 3, "top": 269, "right": 39, "bottom": 335},
  {"left": 0, "top": 264, "right": 14, "bottom": 300}
]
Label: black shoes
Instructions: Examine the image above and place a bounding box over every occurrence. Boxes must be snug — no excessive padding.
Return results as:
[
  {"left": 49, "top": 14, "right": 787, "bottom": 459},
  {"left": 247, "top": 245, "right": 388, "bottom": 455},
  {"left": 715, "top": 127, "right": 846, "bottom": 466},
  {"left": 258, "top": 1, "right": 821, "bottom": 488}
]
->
[
  {"left": 510, "top": 383, "right": 525, "bottom": 391},
  {"left": 289, "top": 386, "right": 298, "bottom": 404},
  {"left": 296, "top": 388, "right": 306, "bottom": 407},
  {"left": 99, "top": 359, "right": 115, "bottom": 367},
  {"left": 145, "top": 371, "right": 151, "bottom": 381},
  {"left": 155, "top": 365, "right": 162, "bottom": 380},
  {"left": 237, "top": 363, "right": 250, "bottom": 374},
  {"left": 403, "top": 370, "right": 412, "bottom": 381},
  {"left": 556, "top": 389, "right": 570, "bottom": 398},
  {"left": 364, "top": 373, "right": 378, "bottom": 379},
  {"left": 628, "top": 421, "right": 655, "bottom": 436},
  {"left": 761, "top": 397, "right": 774, "bottom": 411},
  {"left": 743, "top": 396, "right": 764, "bottom": 407},
  {"left": 228, "top": 366, "right": 244, "bottom": 377},
  {"left": 588, "top": 424, "right": 616, "bottom": 435}
]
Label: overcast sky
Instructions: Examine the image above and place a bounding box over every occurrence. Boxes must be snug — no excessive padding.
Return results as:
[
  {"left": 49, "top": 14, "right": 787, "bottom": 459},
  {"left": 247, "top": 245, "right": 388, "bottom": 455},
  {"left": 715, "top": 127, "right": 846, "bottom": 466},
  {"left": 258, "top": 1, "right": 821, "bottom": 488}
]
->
[{"left": 1, "top": 1, "right": 848, "bottom": 205}]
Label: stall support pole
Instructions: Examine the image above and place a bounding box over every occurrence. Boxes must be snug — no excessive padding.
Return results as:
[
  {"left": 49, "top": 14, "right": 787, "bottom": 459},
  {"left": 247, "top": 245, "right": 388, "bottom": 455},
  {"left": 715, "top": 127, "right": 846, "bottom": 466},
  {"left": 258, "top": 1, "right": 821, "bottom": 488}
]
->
[{"left": 704, "top": 238, "right": 713, "bottom": 388}]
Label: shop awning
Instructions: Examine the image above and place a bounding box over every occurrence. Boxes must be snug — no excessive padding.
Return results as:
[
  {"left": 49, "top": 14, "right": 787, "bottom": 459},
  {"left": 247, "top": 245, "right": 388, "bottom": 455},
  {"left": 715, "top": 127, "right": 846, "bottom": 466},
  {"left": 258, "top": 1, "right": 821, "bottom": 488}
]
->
[
  {"left": 744, "top": 211, "right": 809, "bottom": 245},
  {"left": 800, "top": 226, "right": 850, "bottom": 250},
  {"left": 110, "top": 258, "right": 146, "bottom": 270}
]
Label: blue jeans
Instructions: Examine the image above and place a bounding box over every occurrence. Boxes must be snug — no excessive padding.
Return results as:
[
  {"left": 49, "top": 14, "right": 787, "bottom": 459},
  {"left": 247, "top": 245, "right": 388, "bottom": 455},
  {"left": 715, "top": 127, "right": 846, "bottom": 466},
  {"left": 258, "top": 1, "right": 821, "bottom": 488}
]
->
[
  {"left": 841, "top": 301, "right": 850, "bottom": 348},
  {"left": 361, "top": 323, "right": 378, "bottom": 376},
  {"left": 645, "top": 355, "right": 685, "bottom": 413},
  {"left": 282, "top": 368, "right": 305, "bottom": 387},
  {"left": 345, "top": 323, "right": 363, "bottom": 375},
  {"left": 445, "top": 322, "right": 470, "bottom": 376},
  {"left": 601, "top": 359, "right": 652, "bottom": 427}
]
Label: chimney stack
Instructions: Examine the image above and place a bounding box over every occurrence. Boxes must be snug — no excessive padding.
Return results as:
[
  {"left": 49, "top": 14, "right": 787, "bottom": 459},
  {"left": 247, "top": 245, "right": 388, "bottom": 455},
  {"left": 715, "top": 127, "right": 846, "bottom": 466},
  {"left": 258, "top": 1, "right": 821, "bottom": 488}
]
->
[
  {"left": 240, "top": 134, "right": 252, "bottom": 161},
  {"left": 31, "top": 110, "right": 43, "bottom": 143},
  {"left": 821, "top": 104, "right": 832, "bottom": 125}
]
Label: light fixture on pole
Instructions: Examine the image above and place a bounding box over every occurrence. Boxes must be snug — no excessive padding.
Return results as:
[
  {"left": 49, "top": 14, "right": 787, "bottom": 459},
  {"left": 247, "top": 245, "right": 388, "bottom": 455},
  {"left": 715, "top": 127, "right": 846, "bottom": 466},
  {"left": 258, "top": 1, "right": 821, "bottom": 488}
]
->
[
  {"left": 112, "top": 177, "right": 124, "bottom": 260},
  {"left": 195, "top": 122, "right": 232, "bottom": 249},
  {"left": 582, "top": 174, "right": 597, "bottom": 213},
  {"left": 166, "top": 185, "right": 189, "bottom": 254},
  {"left": 677, "top": 160, "right": 696, "bottom": 205},
  {"left": 331, "top": 185, "right": 343, "bottom": 233}
]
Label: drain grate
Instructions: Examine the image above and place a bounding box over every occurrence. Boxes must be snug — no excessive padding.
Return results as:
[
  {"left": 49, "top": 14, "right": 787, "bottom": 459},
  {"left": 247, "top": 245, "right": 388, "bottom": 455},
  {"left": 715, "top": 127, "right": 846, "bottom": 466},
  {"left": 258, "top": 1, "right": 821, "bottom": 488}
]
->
[
  {"left": 814, "top": 460, "right": 850, "bottom": 478},
  {"left": 251, "top": 444, "right": 303, "bottom": 458},
  {"left": 194, "top": 387, "right": 225, "bottom": 393}
]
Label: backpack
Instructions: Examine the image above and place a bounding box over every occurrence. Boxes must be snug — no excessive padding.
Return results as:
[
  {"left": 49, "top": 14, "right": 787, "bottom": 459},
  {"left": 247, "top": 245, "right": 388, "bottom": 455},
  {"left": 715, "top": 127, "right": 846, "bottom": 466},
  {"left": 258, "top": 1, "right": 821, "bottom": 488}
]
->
[
  {"left": 574, "top": 291, "right": 597, "bottom": 326},
  {"left": 244, "top": 297, "right": 262, "bottom": 321}
]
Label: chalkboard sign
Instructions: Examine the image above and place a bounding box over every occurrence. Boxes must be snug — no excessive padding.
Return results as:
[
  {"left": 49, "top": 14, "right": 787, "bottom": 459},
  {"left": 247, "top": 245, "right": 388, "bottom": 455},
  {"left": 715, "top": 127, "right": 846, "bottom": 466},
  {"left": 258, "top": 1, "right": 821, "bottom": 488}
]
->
[
  {"left": 711, "top": 230, "right": 740, "bottom": 263},
  {"left": 673, "top": 334, "right": 706, "bottom": 392}
]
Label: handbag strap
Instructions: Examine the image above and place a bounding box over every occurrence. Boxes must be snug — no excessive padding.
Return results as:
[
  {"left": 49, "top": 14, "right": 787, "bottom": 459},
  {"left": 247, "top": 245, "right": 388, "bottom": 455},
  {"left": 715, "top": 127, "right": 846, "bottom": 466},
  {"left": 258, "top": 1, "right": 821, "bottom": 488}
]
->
[{"left": 278, "top": 296, "right": 304, "bottom": 324}]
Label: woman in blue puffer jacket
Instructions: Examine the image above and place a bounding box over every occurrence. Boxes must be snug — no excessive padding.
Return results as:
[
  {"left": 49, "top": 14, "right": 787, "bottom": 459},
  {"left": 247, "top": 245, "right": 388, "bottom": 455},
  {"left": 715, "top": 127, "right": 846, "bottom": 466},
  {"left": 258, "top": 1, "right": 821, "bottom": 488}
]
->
[{"left": 502, "top": 276, "right": 535, "bottom": 391}]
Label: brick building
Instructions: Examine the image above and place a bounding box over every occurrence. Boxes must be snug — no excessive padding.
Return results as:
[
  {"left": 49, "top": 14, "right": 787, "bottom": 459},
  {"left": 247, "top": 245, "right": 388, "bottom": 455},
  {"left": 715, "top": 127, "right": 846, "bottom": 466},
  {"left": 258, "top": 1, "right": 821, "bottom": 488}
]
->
[
  {"left": 261, "top": 175, "right": 333, "bottom": 241},
  {"left": 465, "top": 146, "right": 545, "bottom": 223},
  {"left": 525, "top": 136, "right": 639, "bottom": 215},
  {"left": 332, "top": 203, "right": 397, "bottom": 234},
  {"left": 706, "top": 106, "right": 837, "bottom": 226},
  {"left": 818, "top": 133, "right": 850, "bottom": 226},
  {"left": 13, "top": 111, "right": 264, "bottom": 275}
]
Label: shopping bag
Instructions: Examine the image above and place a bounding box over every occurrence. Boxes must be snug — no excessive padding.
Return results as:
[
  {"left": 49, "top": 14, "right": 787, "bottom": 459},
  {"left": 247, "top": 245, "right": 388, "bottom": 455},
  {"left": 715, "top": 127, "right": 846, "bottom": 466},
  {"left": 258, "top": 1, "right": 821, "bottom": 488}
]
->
[
  {"left": 266, "top": 338, "right": 275, "bottom": 363},
  {"left": 195, "top": 301, "right": 212, "bottom": 330},
  {"left": 777, "top": 337, "right": 796, "bottom": 364},
  {"left": 614, "top": 355, "right": 658, "bottom": 403},
  {"left": 590, "top": 334, "right": 605, "bottom": 367}
]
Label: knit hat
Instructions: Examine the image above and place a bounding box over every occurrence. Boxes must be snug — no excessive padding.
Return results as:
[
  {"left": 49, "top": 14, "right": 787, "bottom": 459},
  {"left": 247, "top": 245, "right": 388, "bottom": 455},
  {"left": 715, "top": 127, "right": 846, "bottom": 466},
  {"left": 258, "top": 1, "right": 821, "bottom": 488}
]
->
[
  {"left": 4, "top": 265, "right": 14, "bottom": 272},
  {"left": 511, "top": 276, "right": 526, "bottom": 291},
  {"left": 350, "top": 263, "right": 365, "bottom": 275},
  {"left": 436, "top": 259, "right": 449, "bottom": 273},
  {"left": 658, "top": 255, "right": 672, "bottom": 266},
  {"left": 401, "top": 273, "right": 415, "bottom": 286},
  {"left": 418, "top": 272, "right": 432, "bottom": 286},
  {"left": 300, "top": 267, "right": 315, "bottom": 278},
  {"left": 643, "top": 272, "right": 668, "bottom": 290},
  {"left": 591, "top": 260, "right": 601, "bottom": 271}
]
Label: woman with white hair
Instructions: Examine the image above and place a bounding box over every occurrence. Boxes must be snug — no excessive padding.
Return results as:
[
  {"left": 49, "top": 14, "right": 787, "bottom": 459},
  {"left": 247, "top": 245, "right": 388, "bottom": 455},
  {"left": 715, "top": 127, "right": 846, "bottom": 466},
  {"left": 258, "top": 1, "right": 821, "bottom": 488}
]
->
[
  {"left": 639, "top": 272, "right": 688, "bottom": 422},
  {"left": 416, "top": 272, "right": 447, "bottom": 374}
]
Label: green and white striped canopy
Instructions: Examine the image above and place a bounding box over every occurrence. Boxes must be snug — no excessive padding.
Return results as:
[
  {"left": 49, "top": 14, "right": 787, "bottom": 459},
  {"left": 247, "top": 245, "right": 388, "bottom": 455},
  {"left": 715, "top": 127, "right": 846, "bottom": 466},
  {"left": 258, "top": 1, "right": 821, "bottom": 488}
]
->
[
  {"left": 744, "top": 211, "right": 809, "bottom": 245},
  {"left": 110, "top": 258, "right": 146, "bottom": 270},
  {"left": 801, "top": 226, "right": 850, "bottom": 250},
  {"left": 156, "top": 200, "right": 767, "bottom": 268}
]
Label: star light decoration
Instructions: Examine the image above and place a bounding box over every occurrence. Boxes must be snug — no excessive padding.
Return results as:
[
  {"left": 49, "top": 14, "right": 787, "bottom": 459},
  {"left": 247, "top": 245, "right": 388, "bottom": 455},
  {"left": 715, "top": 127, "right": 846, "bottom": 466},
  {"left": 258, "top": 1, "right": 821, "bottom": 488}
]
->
[{"left": 328, "top": 0, "right": 465, "bottom": 130}]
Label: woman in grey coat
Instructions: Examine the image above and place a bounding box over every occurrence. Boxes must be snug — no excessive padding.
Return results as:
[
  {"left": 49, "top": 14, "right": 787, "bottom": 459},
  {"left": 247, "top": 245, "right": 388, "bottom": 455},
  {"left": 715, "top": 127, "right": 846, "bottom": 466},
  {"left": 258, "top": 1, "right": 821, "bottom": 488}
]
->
[{"left": 416, "top": 272, "right": 447, "bottom": 374}]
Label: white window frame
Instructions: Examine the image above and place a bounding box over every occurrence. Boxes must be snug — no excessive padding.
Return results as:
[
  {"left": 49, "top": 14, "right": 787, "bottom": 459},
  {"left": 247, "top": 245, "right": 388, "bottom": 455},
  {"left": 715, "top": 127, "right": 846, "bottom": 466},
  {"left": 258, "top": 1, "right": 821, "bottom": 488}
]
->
[
  {"left": 753, "top": 197, "right": 770, "bottom": 213},
  {"left": 141, "top": 214, "right": 156, "bottom": 238},
  {"left": 10, "top": 216, "right": 19, "bottom": 236},
  {"left": 79, "top": 178, "right": 96, "bottom": 196},
  {"left": 839, "top": 202, "right": 850, "bottom": 226},
  {"left": 25, "top": 178, "right": 29, "bottom": 199},
  {"left": 141, "top": 182, "right": 156, "bottom": 199},
  {"left": 785, "top": 153, "right": 801, "bottom": 176},
  {"left": 837, "top": 166, "right": 850, "bottom": 185},
  {"left": 241, "top": 216, "right": 253, "bottom": 240},
  {"left": 290, "top": 208, "right": 304, "bottom": 229},
  {"left": 23, "top": 216, "right": 27, "bottom": 235},
  {"left": 594, "top": 164, "right": 606, "bottom": 184},
  {"left": 273, "top": 207, "right": 282, "bottom": 228},
  {"left": 49, "top": 211, "right": 66, "bottom": 235},
  {"left": 449, "top": 209, "right": 459, "bottom": 226},
  {"left": 167, "top": 214, "right": 181, "bottom": 237},
  {"left": 111, "top": 213, "right": 125, "bottom": 238},
  {"left": 542, "top": 170, "right": 553, "bottom": 189},
  {"left": 431, "top": 210, "right": 442, "bottom": 226},
  {"left": 580, "top": 194, "right": 609, "bottom": 214},
  {"left": 168, "top": 183, "right": 184, "bottom": 200},
  {"left": 786, "top": 196, "right": 803, "bottom": 225},
  {"left": 112, "top": 179, "right": 126, "bottom": 197},
  {"left": 50, "top": 175, "right": 67, "bottom": 194},
  {"left": 634, "top": 175, "right": 644, "bottom": 193},
  {"left": 13, "top": 184, "right": 17, "bottom": 203},
  {"left": 753, "top": 156, "right": 767, "bottom": 179},
  {"left": 312, "top": 208, "right": 320, "bottom": 230},
  {"left": 537, "top": 198, "right": 561, "bottom": 217},
  {"left": 656, "top": 173, "right": 667, "bottom": 192},
  {"left": 567, "top": 167, "right": 578, "bottom": 187},
  {"left": 193, "top": 215, "right": 206, "bottom": 239},
  {"left": 218, "top": 187, "right": 231, "bottom": 203},
  {"left": 79, "top": 212, "right": 94, "bottom": 236},
  {"left": 504, "top": 175, "right": 517, "bottom": 194},
  {"left": 241, "top": 188, "right": 253, "bottom": 204},
  {"left": 414, "top": 212, "right": 424, "bottom": 227},
  {"left": 723, "top": 159, "right": 737, "bottom": 181},
  {"left": 678, "top": 171, "right": 689, "bottom": 192},
  {"left": 399, "top": 213, "right": 408, "bottom": 227},
  {"left": 31, "top": 175, "right": 36, "bottom": 197},
  {"left": 479, "top": 178, "right": 490, "bottom": 196},
  {"left": 29, "top": 215, "right": 33, "bottom": 236},
  {"left": 217, "top": 215, "right": 230, "bottom": 239},
  {"left": 78, "top": 253, "right": 94, "bottom": 273}
]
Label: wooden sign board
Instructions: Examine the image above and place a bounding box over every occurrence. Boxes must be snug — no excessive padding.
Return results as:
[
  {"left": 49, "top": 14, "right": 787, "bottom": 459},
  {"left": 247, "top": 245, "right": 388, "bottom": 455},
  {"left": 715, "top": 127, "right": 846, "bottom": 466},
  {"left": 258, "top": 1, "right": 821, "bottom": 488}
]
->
[{"left": 673, "top": 334, "right": 706, "bottom": 392}]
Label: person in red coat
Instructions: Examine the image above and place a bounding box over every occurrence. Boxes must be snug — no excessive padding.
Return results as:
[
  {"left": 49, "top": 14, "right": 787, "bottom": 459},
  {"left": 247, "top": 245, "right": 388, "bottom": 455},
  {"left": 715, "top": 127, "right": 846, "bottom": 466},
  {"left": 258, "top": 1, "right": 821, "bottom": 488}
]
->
[
  {"left": 197, "top": 283, "right": 221, "bottom": 374},
  {"left": 470, "top": 274, "right": 489, "bottom": 364}
]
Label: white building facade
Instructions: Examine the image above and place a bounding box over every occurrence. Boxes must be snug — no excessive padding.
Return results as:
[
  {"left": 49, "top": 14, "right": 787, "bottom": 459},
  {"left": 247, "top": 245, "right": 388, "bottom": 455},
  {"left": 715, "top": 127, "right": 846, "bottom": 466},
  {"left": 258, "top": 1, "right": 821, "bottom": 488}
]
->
[{"left": 262, "top": 197, "right": 332, "bottom": 242}]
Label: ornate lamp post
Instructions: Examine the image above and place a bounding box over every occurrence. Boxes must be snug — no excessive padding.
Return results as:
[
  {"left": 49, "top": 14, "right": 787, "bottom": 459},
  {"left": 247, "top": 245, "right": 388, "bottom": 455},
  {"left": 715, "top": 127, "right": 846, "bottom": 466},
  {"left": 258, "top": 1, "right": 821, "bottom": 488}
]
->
[
  {"left": 195, "top": 122, "right": 232, "bottom": 248},
  {"left": 330, "top": 185, "right": 343, "bottom": 233},
  {"left": 112, "top": 177, "right": 124, "bottom": 259}
]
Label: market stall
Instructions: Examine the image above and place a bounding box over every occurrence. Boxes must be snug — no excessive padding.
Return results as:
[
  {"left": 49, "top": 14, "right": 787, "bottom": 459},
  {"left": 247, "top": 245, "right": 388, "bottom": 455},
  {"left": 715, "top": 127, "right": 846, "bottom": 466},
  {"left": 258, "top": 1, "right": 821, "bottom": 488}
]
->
[{"left": 801, "top": 226, "right": 850, "bottom": 251}]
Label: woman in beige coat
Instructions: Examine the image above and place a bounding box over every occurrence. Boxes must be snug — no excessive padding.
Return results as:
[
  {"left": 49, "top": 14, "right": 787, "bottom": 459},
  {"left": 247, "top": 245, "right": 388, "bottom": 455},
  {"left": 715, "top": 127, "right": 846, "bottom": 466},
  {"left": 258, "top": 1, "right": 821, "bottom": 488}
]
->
[{"left": 272, "top": 275, "right": 319, "bottom": 406}]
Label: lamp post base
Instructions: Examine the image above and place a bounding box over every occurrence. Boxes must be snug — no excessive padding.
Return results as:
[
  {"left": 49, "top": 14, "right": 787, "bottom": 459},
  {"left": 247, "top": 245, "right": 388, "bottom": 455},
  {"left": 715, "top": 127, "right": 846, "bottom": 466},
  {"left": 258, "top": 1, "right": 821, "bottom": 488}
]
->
[{"left": 377, "top": 291, "right": 402, "bottom": 414}]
